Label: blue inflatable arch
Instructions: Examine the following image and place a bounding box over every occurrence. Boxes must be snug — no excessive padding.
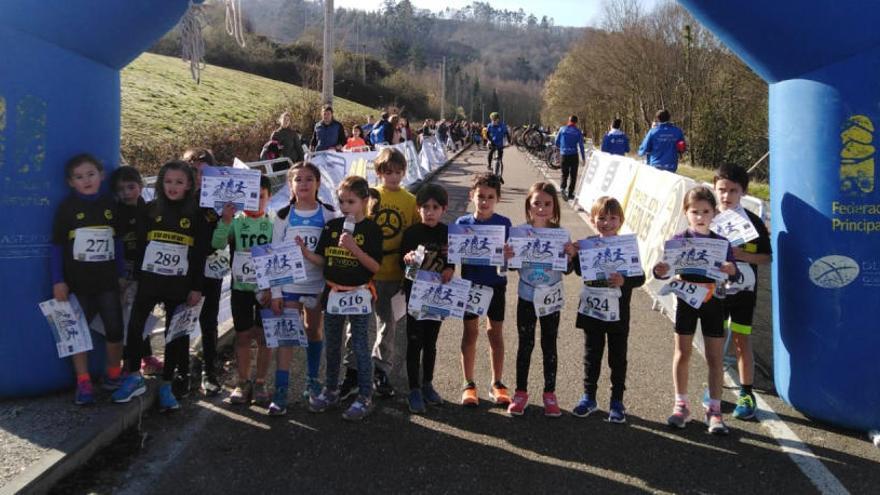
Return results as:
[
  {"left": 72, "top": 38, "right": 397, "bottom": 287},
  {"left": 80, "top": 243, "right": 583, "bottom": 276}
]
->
[
  {"left": 0, "top": 0, "right": 191, "bottom": 397},
  {"left": 680, "top": 0, "right": 880, "bottom": 431}
]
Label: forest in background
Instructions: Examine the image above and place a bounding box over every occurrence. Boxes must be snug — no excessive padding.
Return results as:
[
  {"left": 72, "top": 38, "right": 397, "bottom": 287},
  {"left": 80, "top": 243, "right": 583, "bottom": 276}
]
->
[{"left": 543, "top": 0, "right": 769, "bottom": 178}]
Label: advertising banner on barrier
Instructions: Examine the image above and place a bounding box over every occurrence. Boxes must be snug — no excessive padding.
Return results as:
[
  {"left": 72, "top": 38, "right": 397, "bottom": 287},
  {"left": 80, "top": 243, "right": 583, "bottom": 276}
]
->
[
  {"left": 419, "top": 135, "right": 447, "bottom": 174},
  {"left": 621, "top": 166, "right": 694, "bottom": 315},
  {"left": 575, "top": 151, "right": 639, "bottom": 211}
]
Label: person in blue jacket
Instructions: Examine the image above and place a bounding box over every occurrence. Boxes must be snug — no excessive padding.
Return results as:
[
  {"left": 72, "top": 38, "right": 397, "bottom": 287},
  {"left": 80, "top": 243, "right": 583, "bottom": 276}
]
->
[
  {"left": 370, "top": 112, "right": 393, "bottom": 147},
  {"left": 601, "top": 118, "right": 630, "bottom": 156},
  {"left": 362, "top": 115, "right": 375, "bottom": 146},
  {"left": 486, "top": 112, "right": 511, "bottom": 173},
  {"left": 309, "top": 105, "right": 347, "bottom": 152},
  {"left": 638, "top": 109, "right": 687, "bottom": 172},
  {"left": 555, "top": 115, "right": 586, "bottom": 200}
]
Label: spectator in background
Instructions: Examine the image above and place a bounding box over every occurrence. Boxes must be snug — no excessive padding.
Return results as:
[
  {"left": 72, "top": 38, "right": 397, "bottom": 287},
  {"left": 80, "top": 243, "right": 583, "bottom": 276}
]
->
[
  {"left": 638, "top": 109, "right": 686, "bottom": 173},
  {"left": 309, "top": 104, "right": 346, "bottom": 152},
  {"left": 389, "top": 114, "right": 403, "bottom": 144},
  {"left": 555, "top": 115, "right": 586, "bottom": 200},
  {"left": 344, "top": 125, "right": 368, "bottom": 151},
  {"left": 362, "top": 115, "right": 376, "bottom": 146},
  {"left": 271, "top": 112, "right": 305, "bottom": 163},
  {"left": 371, "top": 112, "right": 392, "bottom": 147},
  {"left": 438, "top": 119, "right": 449, "bottom": 147},
  {"left": 400, "top": 117, "right": 414, "bottom": 143},
  {"left": 601, "top": 118, "right": 630, "bottom": 156}
]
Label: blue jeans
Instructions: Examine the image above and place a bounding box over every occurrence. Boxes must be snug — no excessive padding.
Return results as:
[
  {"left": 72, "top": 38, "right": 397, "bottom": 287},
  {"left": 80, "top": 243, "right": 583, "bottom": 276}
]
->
[{"left": 325, "top": 312, "right": 372, "bottom": 398}]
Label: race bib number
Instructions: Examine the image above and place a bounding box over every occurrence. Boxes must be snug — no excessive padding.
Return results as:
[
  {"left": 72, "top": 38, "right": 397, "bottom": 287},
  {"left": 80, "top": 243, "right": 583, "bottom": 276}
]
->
[
  {"left": 327, "top": 287, "right": 372, "bottom": 315},
  {"left": 251, "top": 244, "right": 307, "bottom": 289},
  {"left": 232, "top": 251, "right": 257, "bottom": 285},
  {"left": 289, "top": 226, "right": 322, "bottom": 251},
  {"left": 465, "top": 284, "right": 494, "bottom": 317},
  {"left": 72, "top": 227, "right": 114, "bottom": 262},
  {"left": 39, "top": 295, "right": 93, "bottom": 358},
  {"left": 725, "top": 262, "right": 756, "bottom": 294},
  {"left": 659, "top": 280, "right": 711, "bottom": 309},
  {"left": 533, "top": 281, "right": 564, "bottom": 316},
  {"left": 204, "top": 249, "right": 231, "bottom": 279},
  {"left": 261, "top": 308, "right": 307, "bottom": 348},
  {"left": 577, "top": 286, "right": 621, "bottom": 322},
  {"left": 142, "top": 241, "right": 189, "bottom": 276}
]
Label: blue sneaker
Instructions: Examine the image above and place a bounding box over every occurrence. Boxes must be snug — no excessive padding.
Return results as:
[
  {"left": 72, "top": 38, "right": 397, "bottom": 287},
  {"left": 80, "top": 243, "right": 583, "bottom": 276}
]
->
[
  {"left": 308, "top": 388, "right": 339, "bottom": 413},
  {"left": 732, "top": 392, "right": 757, "bottom": 420},
  {"left": 301, "top": 377, "right": 322, "bottom": 401},
  {"left": 75, "top": 380, "right": 95, "bottom": 406},
  {"left": 608, "top": 400, "right": 627, "bottom": 424},
  {"left": 421, "top": 383, "right": 444, "bottom": 406},
  {"left": 408, "top": 389, "right": 426, "bottom": 414},
  {"left": 342, "top": 396, "right": 373, "bottom": 421},
  {"left": 268, "top": 386, "right": 288, "bottom": 416},
  {"left": 111, "top": 374, "right": 147, "bottom": 403},
  {"left": 158, "top": 383, "right": 180, "bottom": 413},
  {"left": 572, "top": 394, "right": 598, "bottom": 417}
]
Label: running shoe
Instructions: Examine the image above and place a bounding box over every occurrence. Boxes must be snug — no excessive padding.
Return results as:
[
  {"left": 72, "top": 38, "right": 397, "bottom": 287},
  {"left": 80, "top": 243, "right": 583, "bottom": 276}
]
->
[
  {"left": 268, "top": 386, "right": 288, "bottom": 416},
  {"left": 158, "top": 383, "right": 180, "bottom": 413},
  {"left": 141, "top": 356, "right": 164, "bottom": 376},
  {"left": 200, "top": 375, "right": 221, "bottom": 397},
  {"left": 338, "top": 369, "right": 359, "bottom": 401},
  {"left": 507, "top": 391, "right": 529, "bottom": 416},
  {"left": 608, "top": 400, "right": 627, "bottom": 424},
  {"left": 308, "top": 388, "right": 340, "bottom": 413},
  {"left": 489, "top": 382, "right": 511, "bottom": 405},
  {"left": 252, "top": 381, "right": 270, "bottom": 407},
  {"left": 74, "top": 380, "right": 95, "bottom": 406},
  {"left": 542, "top": 392, "right": 562, "bottom": 418},
  {"left": 408, "top": 389, "right": 426, "bottom": 414},
  {"left": 112, "top": 374, "right": 147, "bottom": 403},
  {"left": 422, "top": 383, "right": 444, "bottom": 406},
  {"left": 732, "top": 393, "right": 757, "bottom": 420},
  {"left": 706, "top": 410, "right": 730, "bottom": 435},
  {"left": 172, "top": 374, "right": 190, "bottom": 399},
  {"left": 461, "top": 384, "right": 479, "bottom": 407},
  {"left": 302, "top": 377, "right": 322, "bottom": 401},
  {"left": 229, "top": 381, "right": 252, "bottom": 405},
  {"left": 101, "top": 375, "right": 125, "bottom": 391},
  {"left": 667, "top": 401, "right": 691, "bottom": 429},
  {"left": 373, "top": 369, "right": 396, "bottom": 398},
  {"left": 571, "top": 394, "right": 598, "bottom": 418},
  {"left": 342, "top": 396, "right": 373, "bottom": 421}
]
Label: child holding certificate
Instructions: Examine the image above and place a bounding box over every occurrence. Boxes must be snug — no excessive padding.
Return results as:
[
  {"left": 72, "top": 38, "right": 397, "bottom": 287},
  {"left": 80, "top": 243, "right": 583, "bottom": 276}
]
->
[{"left": 653, "top": 186, "right": 737, "bottom": 435}]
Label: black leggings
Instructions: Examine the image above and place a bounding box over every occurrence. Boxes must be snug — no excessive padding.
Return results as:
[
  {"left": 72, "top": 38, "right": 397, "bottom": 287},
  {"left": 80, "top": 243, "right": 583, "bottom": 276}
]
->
[
  {"left": 560, "top": 154, "right": 580, "bottom": 195},
  {"left": 200, "top": 277, "right": 223, "bottom": 376},
  {"left": 488, "top": 145, "right": 504, "bottom": 167},
  {"left": 584, "top": 325, "right": 629, "bottom": 402},
  {"left": 406, "top": 315, "right": 441, "bottom": 390},
  {"left": 126, "top": 292, "right": 188, "bottom": 382},
  {"left": 515, "top": 298, "right": 560, "bottom": 393},
  {"left": 78, "top": 290, "right": 124, "bottom": 344}
]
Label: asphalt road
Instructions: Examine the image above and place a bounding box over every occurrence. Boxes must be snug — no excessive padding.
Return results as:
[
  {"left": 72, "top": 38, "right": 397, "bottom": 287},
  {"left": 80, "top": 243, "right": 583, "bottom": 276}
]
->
[{"left": 53, "top": 148, "right": 880, "bottom": 495}]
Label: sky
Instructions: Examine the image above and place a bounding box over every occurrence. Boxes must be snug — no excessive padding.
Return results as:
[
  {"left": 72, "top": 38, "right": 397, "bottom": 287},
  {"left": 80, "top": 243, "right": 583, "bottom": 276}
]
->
[{"left": 332, "top": 0, "right": 661, "bottom": 28}]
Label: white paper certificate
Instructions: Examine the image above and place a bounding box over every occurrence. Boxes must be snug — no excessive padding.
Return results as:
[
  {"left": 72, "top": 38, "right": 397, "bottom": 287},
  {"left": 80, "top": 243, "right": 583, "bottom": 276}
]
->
[
  {"left": 199, "top": 166, "right": 262, "bottom": 212},
  {"left": 507, "top": 227, "right": 569, "bottom": 271},
  {"left": 578, "top": 234, "right": 643, "bottom": 281},
  {"left": 261, "top": 308, "right": 307, "bottom": 348},
  {"left": 165, "top": 298, "right": 205, "bottom": 343},
  {"left": 710, "top": 209, "right": 759, "bottom": 247},
  {"left": 407, "top": 271, "right": 471, "bottom": 320},
  {"left": 40, "top": 295, "right": 93, "bottom": 358},
  {"left": 251, "top": 244, "right": 307, "bottom": 289},
  {"left": 663, "top": 237, "right": 730, "bottom": 281},
  {"left": 447, "top": 224, "right": 506, "bottom": 266}
]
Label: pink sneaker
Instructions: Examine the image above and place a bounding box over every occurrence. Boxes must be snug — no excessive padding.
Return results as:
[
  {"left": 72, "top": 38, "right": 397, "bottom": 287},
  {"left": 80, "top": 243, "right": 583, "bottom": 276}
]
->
[
  {"left": 507, "top": 391, "right": 528, "bottom": 416},
  {"left": 141, "top": 356, "right": 164, "bottom": 376},
  {"left": 542, "top": 392, "right": 562, "bottom": 418}
]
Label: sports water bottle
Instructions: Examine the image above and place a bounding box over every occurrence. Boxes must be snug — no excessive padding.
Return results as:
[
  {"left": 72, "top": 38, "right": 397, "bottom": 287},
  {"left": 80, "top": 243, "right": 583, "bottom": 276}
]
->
[{"left": 405, "top": 245, "right": 426, "bottom": 281}]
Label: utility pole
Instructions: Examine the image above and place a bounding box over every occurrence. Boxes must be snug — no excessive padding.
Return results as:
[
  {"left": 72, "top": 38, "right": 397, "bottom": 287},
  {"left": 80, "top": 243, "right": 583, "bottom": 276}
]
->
[
  {"left": 440, "top": 56, "right": 446, "bottom": 120},
  {"left": 322, "top": 0, "right": 335, "bottom": 105},
  {"left": 362, "top": 43, "right": 367, "bottom": 84}
]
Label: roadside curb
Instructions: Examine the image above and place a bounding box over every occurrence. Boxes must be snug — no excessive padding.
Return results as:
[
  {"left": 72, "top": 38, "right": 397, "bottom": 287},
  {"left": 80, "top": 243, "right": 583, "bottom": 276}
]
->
[{"left": 2, "top": 320, "right": 235, "bottom": 495}]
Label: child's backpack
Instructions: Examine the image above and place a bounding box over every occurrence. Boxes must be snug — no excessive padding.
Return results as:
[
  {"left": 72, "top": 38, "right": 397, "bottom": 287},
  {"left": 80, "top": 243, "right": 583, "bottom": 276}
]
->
[{"left": 260, "top": 140, "right": 282, "bottom": 160}]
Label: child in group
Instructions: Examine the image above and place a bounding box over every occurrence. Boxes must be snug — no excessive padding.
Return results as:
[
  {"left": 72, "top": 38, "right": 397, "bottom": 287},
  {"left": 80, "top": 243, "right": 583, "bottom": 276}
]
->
[
  {"left": 713, "top": 164, "right": 771, "bottom": 420},
  {"left": 51, "top": 154, "right": 126, "bottom": 404},
  {"left": 344, "top": 125, "right": 367, "bottom": 151},
  {"left": 112, "top": 161, "right": 210, "bottom": 412},
  {"left": 340, "top": 148, "right": 419, "bottom": 399},
  {"left": 653, "top": 186, "right": 737, "bottom": 435},
  {"left": 269, "top": 162, "right": 339, "bottom": 415},
  {"left": 572, "top": 196, "right": 645, "bottom": 423},
  {"left": 303, "top": 176, "right": 383, "bottom": 421},
  {"left": 457, "top": 173, "right": 514, "bottom": 407},
  {"left": 399, "top": 184, "right": 454, "bottom": 413},
  {"left": 182, "top": 148, "right": 223, "bottom": 397},
  {"left": 212, "top": 176, "right": 274, "bottom": 407},
  {"left": 110, "top": 166, "right": 164, "bottom": 375},
  {"left": 507, "top": 182, "right": 575, "bottom": 417}
]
